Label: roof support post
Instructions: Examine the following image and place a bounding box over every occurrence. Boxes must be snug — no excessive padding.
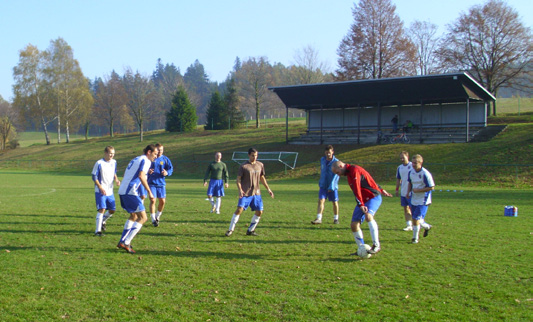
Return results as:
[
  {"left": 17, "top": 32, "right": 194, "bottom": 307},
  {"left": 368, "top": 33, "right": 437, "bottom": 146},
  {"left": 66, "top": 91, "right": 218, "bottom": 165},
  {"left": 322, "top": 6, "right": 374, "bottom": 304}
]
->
[
  {"left": 377, "top": 102, "right": 382, "bottom": 133},
  {"left": 357, "top": 104, "right": 361, "bottom": 145},
  {"left": 285, "top": 106, "right": 289, "bottom": 144},
  {"left": 420, "top": 100, "right": 424, "bottom": 143},
  {"left": 320, "top": 105, "right": 324, "bottom": 145},
  {"left": 466, "top": 98, "right": 470, "bottom": 142}
]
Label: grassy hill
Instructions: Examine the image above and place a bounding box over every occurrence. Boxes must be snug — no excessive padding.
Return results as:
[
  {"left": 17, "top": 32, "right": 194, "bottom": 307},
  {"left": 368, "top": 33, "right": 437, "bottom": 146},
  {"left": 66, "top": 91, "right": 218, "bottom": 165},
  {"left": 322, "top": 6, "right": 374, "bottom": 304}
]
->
[{"left": 1, "top": 121, "right": 532, "bottom": 187}]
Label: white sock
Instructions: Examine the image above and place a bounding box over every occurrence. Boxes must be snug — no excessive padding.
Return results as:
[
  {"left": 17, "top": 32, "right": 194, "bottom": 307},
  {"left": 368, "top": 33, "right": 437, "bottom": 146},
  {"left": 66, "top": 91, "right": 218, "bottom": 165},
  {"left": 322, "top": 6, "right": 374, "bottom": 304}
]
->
[
  {"left": 229, "top": 214, "right": 240, "bottom": 231},
  {"left": 215, "top": 198, "right": 222, "bottom": 212},
  {"left": 333, "top": 214, "right": 339, "bottom": 220},
  {"left": 248, "top": 215, "right": 261, "bottom": 232},
  {"left": 95, "top": 212, "right": 104, "bottom": 233},
  {"left": 119, "top": 220, "right": 135, "bottom": 243},
  {"left": 151, "top": 213, "right": 156, "bottom": 222},
  {"left": 124, "top": 222, "right": 143, "bottom": 245},
  {"left": 316, "top": 213, "right": 323, "bottom": 221},
  {"left": 406, "top": 220, "right": 412, "bottom": 227},
  {"left": 353, "top": 230, "right": 364, "bottom": 247},
  {"left": 156, "top": 211, "right": 162, "bottom": 221},
  {"left": 368, "top": 220, "right": 380, "bottom": 247},
  {"left": 209, "top": 197, "right": 215, "bottom": 207},
  {"left": 102, "top": 210, "right": 111, "bottom": 222},
  {"left": 413, "top": 225, "right": 420, "bottom": 241},
  {"left": 420, "top": 221, "right": 431, "bottom": 229}
]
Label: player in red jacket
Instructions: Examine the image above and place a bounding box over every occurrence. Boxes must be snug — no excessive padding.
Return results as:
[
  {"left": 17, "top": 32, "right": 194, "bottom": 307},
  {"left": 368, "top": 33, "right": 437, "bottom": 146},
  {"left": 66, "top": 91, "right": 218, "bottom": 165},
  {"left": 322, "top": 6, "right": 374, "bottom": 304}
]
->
[{"left": 332, "top": 161, "right": 392, "bottom": 255}]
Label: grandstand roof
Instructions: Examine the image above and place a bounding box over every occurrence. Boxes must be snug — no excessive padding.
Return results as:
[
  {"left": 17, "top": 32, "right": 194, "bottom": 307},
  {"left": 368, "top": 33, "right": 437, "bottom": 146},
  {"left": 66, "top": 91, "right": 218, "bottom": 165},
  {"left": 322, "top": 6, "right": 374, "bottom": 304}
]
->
[{"left": 269, "top": 72, "right": 495, "bottom": 110}]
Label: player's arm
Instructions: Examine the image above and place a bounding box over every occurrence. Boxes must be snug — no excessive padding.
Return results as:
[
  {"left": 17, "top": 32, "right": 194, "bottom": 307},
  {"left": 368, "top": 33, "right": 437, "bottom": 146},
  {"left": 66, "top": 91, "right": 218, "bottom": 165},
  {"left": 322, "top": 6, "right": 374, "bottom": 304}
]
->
[
  {"left": 139, "top": 171, "right": 154, "bottom": 200},
  {"left": 413, "top": 186, "right": 434, "bottom": 193},
  {"left": 204, "top": 164, "right": 211, "bottom": 185},
  {"left": 93, "top": 177, "right": 106, "bottom": 195},
  {"left": 260, "top": 175, "right": 274, "bottom": 198},
  {"left": 395, "top": 178, "right": 401, "bottom": 197},
  {"left": 114, "top": 174, "right": 121, "bottom": 187},
  {"left": 164, "top": 158, "right": 173, "bottom": 177},
  {"left": 236, "top": 175, "right": 244, "bottom": 198},
  {"left": 223, "top": 164, "right": 229, "bottom": 188}
]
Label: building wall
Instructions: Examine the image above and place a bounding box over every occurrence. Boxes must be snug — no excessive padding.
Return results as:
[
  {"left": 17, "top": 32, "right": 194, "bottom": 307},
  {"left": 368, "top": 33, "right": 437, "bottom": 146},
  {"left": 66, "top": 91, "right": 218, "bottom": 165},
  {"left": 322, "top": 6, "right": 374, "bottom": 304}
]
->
[{"left": 308, "top": 102, "right": 487, "bottom": 131}]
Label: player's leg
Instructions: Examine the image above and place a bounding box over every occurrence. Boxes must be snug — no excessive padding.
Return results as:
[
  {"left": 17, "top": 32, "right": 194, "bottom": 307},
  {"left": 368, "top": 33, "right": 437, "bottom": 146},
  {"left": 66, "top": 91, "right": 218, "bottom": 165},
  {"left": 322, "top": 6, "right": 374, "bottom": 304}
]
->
[
  {"left": 332, "top": 198, "right": 340, "bottom": 224},
  {"left": 124, "top": 210, "right": 147, "bottom": 248},
  {"left": 350, "top": 208, "right": 365, "bottom": 254},
  {"left": 313, "top": 196, "right": 326, "bottom": 224},
  {"left": 364, "top": 195, "right": 382, "bottom": 254},
  {"left": 95, "top": 208, "right": 105, "bottom": 235},
  {"left": 411, "top": 205, "right": 423, "bottom": 243},
  {"left": 102, "top": 195, "right": 116, "bottom": 232},
  {"left": 402, "top": 197, "right": 413, "bottom": 231},
  {"left": 156, "top": 197, "right": 166, "bottom": 220},
  {"left": 207, "top": 180, "right": 216, "bottom": 212},
  {"left": 226, "top": 204, "right": 245, "bottom": 237},
  {"left": 247, "top": 196, "right": 264, "bottom": 235}
]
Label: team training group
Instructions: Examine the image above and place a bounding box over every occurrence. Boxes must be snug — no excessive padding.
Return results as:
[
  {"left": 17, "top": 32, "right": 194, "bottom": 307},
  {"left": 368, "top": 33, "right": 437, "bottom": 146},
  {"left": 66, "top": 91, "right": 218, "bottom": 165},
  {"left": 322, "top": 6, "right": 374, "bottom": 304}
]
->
[{"left": 91, "top": 144, "right": 435, "bottom": 255}]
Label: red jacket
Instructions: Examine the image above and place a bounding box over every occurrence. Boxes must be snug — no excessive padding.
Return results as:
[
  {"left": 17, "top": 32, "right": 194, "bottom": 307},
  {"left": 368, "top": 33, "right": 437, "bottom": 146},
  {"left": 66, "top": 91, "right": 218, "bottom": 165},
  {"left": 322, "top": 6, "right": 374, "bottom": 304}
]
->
[{"left": 345, "top": 164, "right": 383, "bottom": 207}]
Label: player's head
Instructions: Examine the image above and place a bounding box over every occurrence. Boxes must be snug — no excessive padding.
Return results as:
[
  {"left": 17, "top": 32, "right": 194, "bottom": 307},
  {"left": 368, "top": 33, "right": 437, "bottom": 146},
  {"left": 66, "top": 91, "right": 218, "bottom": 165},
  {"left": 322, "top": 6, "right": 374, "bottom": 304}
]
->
[
  {"left": 215, "top": 152, "right": 222, "bottom": 161},
  {"left": 248, "top": 148, "right": 258, "bottom": 163},
  {"left": 399, "top": 151, "right": 409, "bottom": 164},
  {"left": 325, "top": 145, "right": 334, "bottom": 160},
  {"left": 155, "top": 143, "right": 164, "bottom": 157},
  {"left": 104, "top": 146, "right": 115, "bottom": 161},
  {"left": 412, "top": 154, "right": 423, "bottom": 170},
  {"left": 143, "top": 144, "right": 158, "bottom": 161},
  {"left": 331, "top": 160, "right": 346, "bottom": 176}
]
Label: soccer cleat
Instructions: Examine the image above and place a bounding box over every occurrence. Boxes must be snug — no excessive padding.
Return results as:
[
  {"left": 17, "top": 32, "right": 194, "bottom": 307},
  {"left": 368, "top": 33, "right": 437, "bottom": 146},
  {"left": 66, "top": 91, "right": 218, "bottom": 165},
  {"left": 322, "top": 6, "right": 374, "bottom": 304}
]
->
[
  {"left": 333, "top": 219, "right": 339, "bottom": 224},
  {"left": 101, "top": 221, "right": 107, "bottom": 232},
  {"left": 311, "top": 219, "right": 322, "bottom": 225},
  {"left": 403, "top": 226, "right": 413, "bottom": 231},
  {"left": 94, "top": 231, "right": 104, "bottom": 237},
  {"left": 246, "top": 230, "right": 258, "bottom": 236},
  {"left": 411, "top": 238, "right": 419, "bottom": 244},
  {"left": 367, "top": 244, "right": 381, "bottom": 254},
  {"left": 210, "top": 205, "right": 216, "bottom": 213},
  {"left": 423, "top": 225, "right": 432, "bottom": 237},
  {"left": 152, "top": 220, "right": 159, "bottom": 227},
  {"left": 117, "top": 242, "right": 135, "bottom": 253},
  {"left": 225, "top": 230, "right": 233, "bottom": 237},
  {"left": 349, "top": 252, "right": 358, "bottom": 256}
]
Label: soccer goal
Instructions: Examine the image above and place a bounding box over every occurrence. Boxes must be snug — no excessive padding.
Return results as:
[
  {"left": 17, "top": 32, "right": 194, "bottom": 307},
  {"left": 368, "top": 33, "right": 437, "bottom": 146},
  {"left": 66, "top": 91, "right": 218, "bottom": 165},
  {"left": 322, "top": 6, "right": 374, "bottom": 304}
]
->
[{"left": 231, "top": 151, "right": 298, "bottom": 170}]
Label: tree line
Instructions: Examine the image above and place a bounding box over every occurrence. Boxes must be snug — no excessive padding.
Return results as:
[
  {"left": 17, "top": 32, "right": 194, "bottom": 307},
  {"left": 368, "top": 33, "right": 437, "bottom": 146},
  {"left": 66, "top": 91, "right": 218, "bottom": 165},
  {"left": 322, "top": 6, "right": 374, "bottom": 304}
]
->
[{"left": 1, "top": 0, "right": 530, "bottom": 149}]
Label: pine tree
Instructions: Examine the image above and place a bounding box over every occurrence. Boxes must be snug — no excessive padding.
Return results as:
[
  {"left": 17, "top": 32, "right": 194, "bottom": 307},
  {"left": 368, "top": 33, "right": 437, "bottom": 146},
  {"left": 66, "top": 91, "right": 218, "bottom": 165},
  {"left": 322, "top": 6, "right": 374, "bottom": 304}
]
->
[
  {"left": 224, "top": 78, "right": 245, "bottom": 128},
  {"left": 204, "top": 91, "right": 226, "bottom": 130},
  {"left": 166, "top": 86, "right": 197, "bottom": 132}
]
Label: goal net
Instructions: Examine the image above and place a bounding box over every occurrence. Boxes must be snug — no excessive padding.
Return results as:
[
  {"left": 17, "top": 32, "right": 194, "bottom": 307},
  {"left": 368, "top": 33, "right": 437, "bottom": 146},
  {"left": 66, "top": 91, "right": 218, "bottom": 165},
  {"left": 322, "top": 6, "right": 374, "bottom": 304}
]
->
[{"left": 231, "top": 151, "right": 298, "bottom": 169}]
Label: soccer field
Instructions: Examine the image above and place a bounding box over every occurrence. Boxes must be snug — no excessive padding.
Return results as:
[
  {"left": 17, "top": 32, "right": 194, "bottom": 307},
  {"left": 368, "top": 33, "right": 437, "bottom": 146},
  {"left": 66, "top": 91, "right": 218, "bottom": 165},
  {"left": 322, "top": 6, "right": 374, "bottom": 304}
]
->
[{"left": 0, "top": 171, "right": 531, "bottom": 321}]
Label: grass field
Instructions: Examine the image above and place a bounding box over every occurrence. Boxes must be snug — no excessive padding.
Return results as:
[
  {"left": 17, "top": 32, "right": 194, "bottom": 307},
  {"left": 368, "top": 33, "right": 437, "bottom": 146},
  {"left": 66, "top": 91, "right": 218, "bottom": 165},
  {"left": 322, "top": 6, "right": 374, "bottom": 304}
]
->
[{"left": 0, "top": 172, "right": 531, "bottom": 321}]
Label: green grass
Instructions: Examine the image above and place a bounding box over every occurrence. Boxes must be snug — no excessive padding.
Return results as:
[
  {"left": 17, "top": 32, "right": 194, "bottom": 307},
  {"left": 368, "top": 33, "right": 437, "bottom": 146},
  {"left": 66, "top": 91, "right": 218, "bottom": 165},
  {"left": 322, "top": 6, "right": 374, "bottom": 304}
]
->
[
  {"left": 0, "top": 172, "right": 531, "bottom": 321},
  {"left": 496, "top": 97, "right": 533, "bottom": 115},
  {"left": 17, "top": 131, "right": 87, "bottom": 148}
]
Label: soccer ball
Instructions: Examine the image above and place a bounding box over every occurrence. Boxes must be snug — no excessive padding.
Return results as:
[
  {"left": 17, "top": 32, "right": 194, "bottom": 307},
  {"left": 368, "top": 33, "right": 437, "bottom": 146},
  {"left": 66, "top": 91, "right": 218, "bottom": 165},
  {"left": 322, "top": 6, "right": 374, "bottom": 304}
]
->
[{"left": 356, "top": 244, "right": 372, "bottom": 259}]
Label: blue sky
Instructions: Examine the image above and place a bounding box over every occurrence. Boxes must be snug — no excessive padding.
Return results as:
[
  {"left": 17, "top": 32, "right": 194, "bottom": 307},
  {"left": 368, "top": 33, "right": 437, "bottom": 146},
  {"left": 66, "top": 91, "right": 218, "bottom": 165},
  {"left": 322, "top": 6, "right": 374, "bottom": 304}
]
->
[{"left": 1, "top": 0, "right": 531, "bottom": 101}]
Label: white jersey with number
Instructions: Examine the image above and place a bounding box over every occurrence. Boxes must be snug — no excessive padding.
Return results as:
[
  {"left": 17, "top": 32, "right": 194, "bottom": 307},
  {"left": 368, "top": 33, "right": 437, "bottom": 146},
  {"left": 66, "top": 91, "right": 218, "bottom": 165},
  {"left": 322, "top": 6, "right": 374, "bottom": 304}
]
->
[
  {"left": 408, "top": 167, "right": 435, "bottom": 206},
  {"left": 92, "top": 158, "right": 117, "bottom": 195},
  {"left": 396, "top": 161, "right": 413, "bottom": 197},
  {"left": 118, "top": 155, "right": 151, "bottom": 196}
]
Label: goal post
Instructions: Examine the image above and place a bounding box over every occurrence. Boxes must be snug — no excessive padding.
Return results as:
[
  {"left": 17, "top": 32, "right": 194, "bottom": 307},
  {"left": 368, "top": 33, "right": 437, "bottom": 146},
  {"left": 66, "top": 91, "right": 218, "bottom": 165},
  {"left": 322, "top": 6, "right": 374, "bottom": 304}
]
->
[{"left": 231, "top": 151, "right": 298, "bottom": 170}]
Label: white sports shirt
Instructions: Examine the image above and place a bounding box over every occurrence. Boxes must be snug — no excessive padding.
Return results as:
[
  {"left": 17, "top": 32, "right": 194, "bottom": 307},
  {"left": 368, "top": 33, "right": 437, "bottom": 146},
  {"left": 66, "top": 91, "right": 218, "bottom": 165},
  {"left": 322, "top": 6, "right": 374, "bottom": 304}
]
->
[
  {"left": 118, "top": 155, "right": 151, "bottom": 196},
  {"left": 92, "top": 158, "right": 117, "bottom": 195},
  {"left": 408, "top": 167, "right": 435, "bottom": 206},
  {"left": 396, "top": 161, "right": 413, "bottom": 197}
]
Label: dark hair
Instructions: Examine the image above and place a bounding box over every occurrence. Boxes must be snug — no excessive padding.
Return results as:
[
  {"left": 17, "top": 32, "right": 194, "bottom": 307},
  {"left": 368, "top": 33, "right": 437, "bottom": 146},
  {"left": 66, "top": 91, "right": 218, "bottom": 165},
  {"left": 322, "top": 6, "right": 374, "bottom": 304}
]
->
[
  {"left": 104, "top": 146, "right": 114, "bottom": 153},
  {"left": 325, "top": 145, "right": 334, "bottom": 151},
  {"left": 248, "top": 147, "right": 258, "bottom": 155},
  {"left": 155, "top": 143, "right": 162, "bottom": 148},
  {"left": 143, "top": 144, "right": 157, "bottom": 155}
]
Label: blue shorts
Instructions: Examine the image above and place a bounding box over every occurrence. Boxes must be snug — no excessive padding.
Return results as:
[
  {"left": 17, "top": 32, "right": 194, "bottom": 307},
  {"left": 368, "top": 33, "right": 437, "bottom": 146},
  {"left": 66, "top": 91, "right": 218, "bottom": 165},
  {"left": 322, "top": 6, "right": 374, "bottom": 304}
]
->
[
  {"left": 207, "top": 179, "right": 225, "bottom": 197},
  {"left": 150, "top": 186, "right": 166, "bottom": 198},
  {"left": 400, "top": 196, "right": 411, "bottom": 207},
  {"left": 319, "top": 188, "right": 338, "bottom": 202},
  {"left": 352, "top": 194, "right": 382, "bottom": 223},
  {"left": 137, "top": 185, "right": 147, "bottom": 198},
  {"left": 95, "top": 192, "right": 116, "bottom": 211},
  {"left": 411, "top": 204, "right": 429, "bottom": 221},
  {"left": 237, "top": 195, "right": 263, "bottom": 212},
  {"left": 120, "top": 194, "right": 146, "bottom": 214}
]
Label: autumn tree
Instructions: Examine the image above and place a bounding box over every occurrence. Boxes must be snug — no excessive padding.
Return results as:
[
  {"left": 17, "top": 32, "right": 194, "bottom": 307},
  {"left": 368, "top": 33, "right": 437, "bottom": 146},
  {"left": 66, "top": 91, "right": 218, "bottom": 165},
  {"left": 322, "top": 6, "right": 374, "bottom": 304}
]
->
[
  {"left": 12, "top": 44, "right": 55, "bottom": 145},
  {"left": 336, "top": 0, "right": 416, "bottom": 80},
  {"left": 166, "top": 86, "right": 197, "bottom": 132},
  {"left": 93, "top": 71, "right": 129, "bottom": 137},
  {"left": 439, "top": 0, "right": 533, "bottom": 115},
  {"left": 408, "top": 20, "right": 441, "bottom": 75},
  {"left": 289, "top": 45, "right": 331, "bottom": 84},
  {"left": 44, "top": 38, "right": 93, "bottom": 143},
  {"left": 0, "top": 96, "right": 18, "bottom": 150},
  {"left": 151, "top": 59, "right": 183, "bottom": 129},
  {"left": 124, "top": 69, "right": 156, "bottom": 141}
]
